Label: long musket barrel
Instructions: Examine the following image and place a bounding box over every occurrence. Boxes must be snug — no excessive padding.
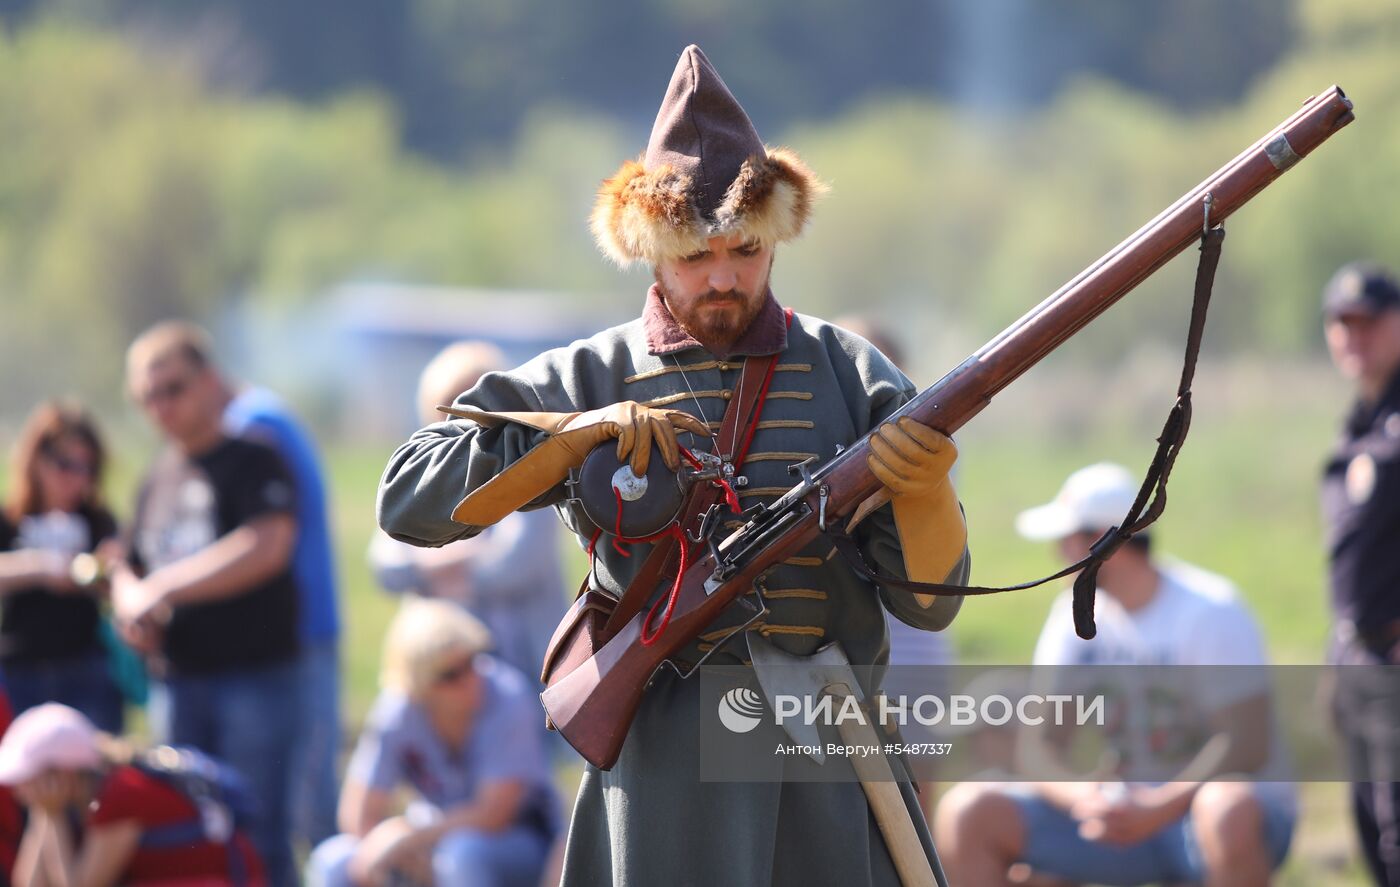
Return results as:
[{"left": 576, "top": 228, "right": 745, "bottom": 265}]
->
[{"left": 542, "top": 86, "right": 1355, "bottom": 769}]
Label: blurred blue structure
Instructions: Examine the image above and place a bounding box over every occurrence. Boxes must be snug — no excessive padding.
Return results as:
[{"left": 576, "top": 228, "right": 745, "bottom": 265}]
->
[{"left": 227, "top": 283, "right": 627, "bottom": 440}]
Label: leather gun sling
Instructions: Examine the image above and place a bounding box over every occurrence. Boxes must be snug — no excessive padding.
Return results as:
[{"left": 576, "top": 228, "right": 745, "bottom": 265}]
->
[{"left": 827, "top": 226, "right": 1227, "bottom": 641}]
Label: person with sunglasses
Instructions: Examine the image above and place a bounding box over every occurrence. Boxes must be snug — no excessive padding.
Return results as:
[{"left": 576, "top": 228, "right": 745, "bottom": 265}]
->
[
  {"left": 114, "top": 324, "right": 302, "bottom": 887},
  {"left": 124, "top": 319, "right": 346, "bottom": 859},
  {"left": 308, "top": 598, "right": 558, "bottom": 887},
  {"left": 0, "top": 401, "right": 124, "bottom": 734}
]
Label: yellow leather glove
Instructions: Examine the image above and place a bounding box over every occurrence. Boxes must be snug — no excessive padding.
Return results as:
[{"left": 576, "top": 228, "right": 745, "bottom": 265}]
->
[
  {"left": 867, "top": 417, "right": 967, "bottom": 605},
  {"left": 451, "top": 402, "right": 709, "bottom": 526},
  {"left": 557, "top": 401, "right": 711, "bottom": 476}
]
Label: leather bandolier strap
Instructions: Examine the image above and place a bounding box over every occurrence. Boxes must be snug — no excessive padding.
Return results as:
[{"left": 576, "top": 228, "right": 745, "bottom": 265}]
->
[{"left": 828, "top": 225, "right": 1227, "bottom": 641}]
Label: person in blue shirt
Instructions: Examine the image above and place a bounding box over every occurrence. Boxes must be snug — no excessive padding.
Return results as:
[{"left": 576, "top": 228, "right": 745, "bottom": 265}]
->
[
  {"left": 223, "top": 374, "right": 343, "bottom": 852},
  {"left": 308, "top": 598, "right": 558, "bottom": 887},
  {"left": 367, "top": 341, "right": 566, "bottom": 691}
]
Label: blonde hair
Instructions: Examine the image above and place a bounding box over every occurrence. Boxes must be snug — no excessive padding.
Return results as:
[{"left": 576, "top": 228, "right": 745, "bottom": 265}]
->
[
  {"left": 379, "top": 598, "right": 494, "bottom": 699},
  {"left": 416, "top": 341, "right": 507, "bottom": 426}
]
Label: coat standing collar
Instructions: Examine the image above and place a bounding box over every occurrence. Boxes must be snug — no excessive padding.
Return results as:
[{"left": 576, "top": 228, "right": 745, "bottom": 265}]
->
[{"left": 643, "top": 285, "right": 788, "bottom": 358}]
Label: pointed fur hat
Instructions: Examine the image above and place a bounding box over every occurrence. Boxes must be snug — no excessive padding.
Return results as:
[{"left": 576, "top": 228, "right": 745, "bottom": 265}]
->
[{"left": 591, "top": 45, "right": 826, "bottom": 266}]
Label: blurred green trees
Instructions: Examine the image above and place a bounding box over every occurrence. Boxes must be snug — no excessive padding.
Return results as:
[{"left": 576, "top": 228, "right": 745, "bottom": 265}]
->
[
  {"left": 6, "top": 0, "right": 1295, "bottom": 158},
  {"left": 1, "top": 5, "right": 1397, "bottom": 418}
]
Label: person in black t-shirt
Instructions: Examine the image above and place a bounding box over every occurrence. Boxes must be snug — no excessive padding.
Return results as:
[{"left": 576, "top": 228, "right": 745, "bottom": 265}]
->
[
  {"left": 0, "top": 402, "right": 124, "bottom": 733},
  {"left": 110, "top": 323, "right": 301, "bottom": 887}
]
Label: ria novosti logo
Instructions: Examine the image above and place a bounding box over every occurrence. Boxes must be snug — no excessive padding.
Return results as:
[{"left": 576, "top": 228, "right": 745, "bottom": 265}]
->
[
  {"left": 717, "top": 688, "right": 766, "bottom": 733},
  {"left": 718, "top": 690, "right": 1105, "bottom": 733}
]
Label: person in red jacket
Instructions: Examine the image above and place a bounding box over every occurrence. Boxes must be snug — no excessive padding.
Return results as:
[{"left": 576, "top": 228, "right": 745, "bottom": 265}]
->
[
  {"left": 0, "top": 691, "right": 21, "bottom": 884},
  {"left": 0, "top": 703, "right": 264, "bottom": 887}
]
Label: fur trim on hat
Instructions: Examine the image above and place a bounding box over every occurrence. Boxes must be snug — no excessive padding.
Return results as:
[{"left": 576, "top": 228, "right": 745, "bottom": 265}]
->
[{"left": 591, "top": 147, "right": 826, "bottom": 267}]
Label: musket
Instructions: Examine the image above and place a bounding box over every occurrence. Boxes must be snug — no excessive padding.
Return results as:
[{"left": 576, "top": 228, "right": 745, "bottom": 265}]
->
[{"left": 541, "top": 86, "right": 1355, "bottom": 770}]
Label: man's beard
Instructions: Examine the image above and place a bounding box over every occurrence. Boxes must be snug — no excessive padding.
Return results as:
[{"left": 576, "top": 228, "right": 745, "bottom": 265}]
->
[{"left": 654, "top": 272, "right": 770, "bottom": 354}]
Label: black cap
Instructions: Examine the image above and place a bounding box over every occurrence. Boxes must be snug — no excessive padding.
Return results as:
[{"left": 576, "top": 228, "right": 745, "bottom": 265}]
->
[{"left": 1324, "top": 262, "right": 1400, "bottom": 318}]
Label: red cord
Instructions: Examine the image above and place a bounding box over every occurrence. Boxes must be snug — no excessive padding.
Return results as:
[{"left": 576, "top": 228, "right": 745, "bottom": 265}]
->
[
  {"left": 718, "top": 478, "right": 742, "bottom": 514},
  {"left": 640, "top": 524, "right": 688, "bottom": 646},
  {"left": 608, "top": 495, "right": 685, "bottom": 547},
  {"left": 733, "top": 310, "right": 789, "bottom": 469},
  {"left": 678, "top": 446, "right": 704, "bottom": 470},
  {"left": 609, "top": 486, "right": 632, "bottom": 557}
]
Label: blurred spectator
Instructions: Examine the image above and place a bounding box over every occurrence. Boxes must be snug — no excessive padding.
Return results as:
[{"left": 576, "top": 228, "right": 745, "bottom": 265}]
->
[
  {"left": 0, "top": 402, "right": 123, "bottom": 732},
  {"left": 308, "top": 598, "right": 557, "bottom": 887},
  {"left": 0, "top": 703, "right": 265, "bottom": 887},
  {"left": 225, "top": 372, "right": 343, "bottom": 850},
  {"left": 936, "top": 463, "right": 1295, "bottom": 887},
  {"left": 367, "top": 342, "right": 565, "bottom": 686},
  {"left": 935, "top": 669, "right": 1031, "bottom": 783},
  {"left": 1320, "top": 262, "right": 1400, "bottom": 886},
  {"left": 930, "top": 671, "right": 1075, "bottom": 887},
  {"left": 113, "top": 322, "right": 300, "bottom": 887}
]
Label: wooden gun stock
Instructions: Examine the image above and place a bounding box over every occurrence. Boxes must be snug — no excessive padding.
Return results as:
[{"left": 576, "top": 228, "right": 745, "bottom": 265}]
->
[{"left": 543, "top": 87, "right": 1355, "bottom": 770}]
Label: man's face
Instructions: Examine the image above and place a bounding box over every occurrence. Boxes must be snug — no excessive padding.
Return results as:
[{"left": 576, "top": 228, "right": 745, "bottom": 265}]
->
[
  {"left": 654, "top": 233, "right": 774, "bottom": 352},
  {"left": 1056, "top": 530, "right": 1096, "bottom": 566},
  {"left": 128, "top": 354, "right": 222, "bottom": 448},
  {"left": 1325, "top": 308, "right": 1400, "bottom": 391},
  {"left": 422, "top": 651, "right": 484, "bottom": 716}
]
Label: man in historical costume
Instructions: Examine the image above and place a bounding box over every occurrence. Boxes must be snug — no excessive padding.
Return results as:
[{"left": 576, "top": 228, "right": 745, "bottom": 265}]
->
[{"left": 378, "top": 45, "right": 968, "bottom": 886}]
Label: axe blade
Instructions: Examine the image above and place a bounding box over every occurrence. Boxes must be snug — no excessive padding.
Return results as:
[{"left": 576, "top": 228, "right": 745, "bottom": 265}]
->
[{"left": 746, "top": 635, "right": 870, "bottom": 765}]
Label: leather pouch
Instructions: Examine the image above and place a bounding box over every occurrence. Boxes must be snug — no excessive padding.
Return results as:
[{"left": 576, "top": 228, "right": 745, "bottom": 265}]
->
[{"left": 539, "top": 587, "right": 616, "bottom": 729}]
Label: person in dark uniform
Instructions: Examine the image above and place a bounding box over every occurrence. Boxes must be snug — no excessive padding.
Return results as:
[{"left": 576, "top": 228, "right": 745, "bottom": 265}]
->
[{"left": 1321, "top": 262, "right": 1400, "bottom": 887}]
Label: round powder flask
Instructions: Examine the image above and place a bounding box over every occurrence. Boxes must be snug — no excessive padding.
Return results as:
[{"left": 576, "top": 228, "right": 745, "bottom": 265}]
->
[{"left": 575, "top": 441, "right": 686, "bottom": 539}]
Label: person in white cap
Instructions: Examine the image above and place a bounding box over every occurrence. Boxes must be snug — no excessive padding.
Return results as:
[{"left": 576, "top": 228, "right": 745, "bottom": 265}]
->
[
  {"left": 935, "top": 463, "right": 1296, "bottom": 887},
  {"left": 0, "top": 703, "right": 265, "bottom": 887}
]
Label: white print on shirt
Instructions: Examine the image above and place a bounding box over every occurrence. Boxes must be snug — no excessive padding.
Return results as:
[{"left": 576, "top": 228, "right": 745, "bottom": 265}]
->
[
  {"left": 1032, "top": 562, "right": 1277, "bottom": 783},
  {"left": 138, "top": 457, "right": 218, "bottom": 572},
  {"left": 15, "top": 511, "right": 90, "bottom": 558}
]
